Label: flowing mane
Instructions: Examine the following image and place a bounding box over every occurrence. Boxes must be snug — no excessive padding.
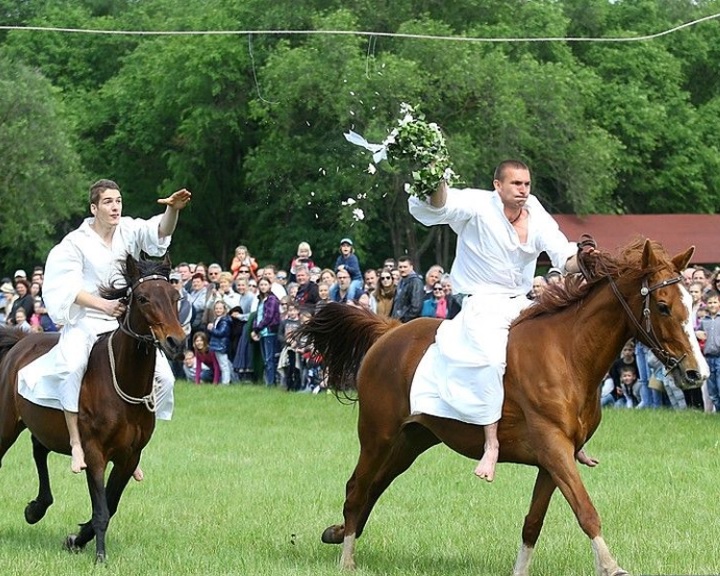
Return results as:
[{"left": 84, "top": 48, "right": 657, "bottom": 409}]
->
[
  {"left": 514, "top": 237, "right": 673, "bottom": 325},
  {"left": 99, "top": 255, "right": 171, "bottom": 301}
]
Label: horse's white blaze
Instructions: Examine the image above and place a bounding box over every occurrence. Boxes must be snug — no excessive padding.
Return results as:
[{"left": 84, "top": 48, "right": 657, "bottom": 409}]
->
[
  {"left": 512, "top": 543, "right": 534, "bottom": 576},
  {"left": 680, "top": 285, "right": 710, "bottom": 378}
]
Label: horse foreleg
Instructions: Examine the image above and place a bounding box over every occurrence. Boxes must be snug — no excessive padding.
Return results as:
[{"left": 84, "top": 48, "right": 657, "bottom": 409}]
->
[
  {"left": 24, "top": 435, "right": 54, "bottom": 524},
  {"left": 539, "top": 438, "right": 628, "bottom": 576},
  {"left": 65, "top": 456, "right": 109, "bottom": 563},
  {"left": 513, "top": 467, "right": 556, "bottom": 576}
]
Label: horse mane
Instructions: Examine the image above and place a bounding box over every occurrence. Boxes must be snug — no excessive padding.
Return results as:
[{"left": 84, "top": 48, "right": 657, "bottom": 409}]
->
[
  {"left": 514, "top": 236, "right": 670, "bottom": 325},
  {"left": 99, "top": 254, "right": 172, "bottom": 301},
  {"left": 0, "top": 326, "right": 27, "bottom": 356},
  {"left": 295, "top": 303, "right": 400, "bottom": 399}
]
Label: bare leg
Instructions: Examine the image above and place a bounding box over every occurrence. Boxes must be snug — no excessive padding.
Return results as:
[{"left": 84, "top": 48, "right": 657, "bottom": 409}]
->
[
  {"left": 132, "top": 467, "right": 144, "bottom": 482},
  {"left": 474, "top": 421, "right": 499, "bottom": 482},
  {"left": 63, "top": 411, "right": 86, "bottom": 474},
  {"left": 576, "top": 448, "right": 598, "bottom": 467}
]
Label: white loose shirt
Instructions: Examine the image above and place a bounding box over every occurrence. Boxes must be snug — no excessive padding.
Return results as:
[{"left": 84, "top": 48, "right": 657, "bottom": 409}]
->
[
  {"left": 43, "top": 215, "right": 170, "bottom": 327},
  {"left": 17, "top": 214, "right": 171, "bottom": 412},
  {"left": 409, "top": 187, "right": 576, "bottom": 296},
  {"left": 407, "top": 187, "right": 577, "bottom": 425}
]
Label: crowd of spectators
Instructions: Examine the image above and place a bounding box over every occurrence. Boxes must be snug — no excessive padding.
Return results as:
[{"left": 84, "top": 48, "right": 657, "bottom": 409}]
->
[
  {"left": 4, "top": 242, "right": 719, "bottom": 411},
  {"left": 159, "top": 238, "right": 458, "bottom": 391}
]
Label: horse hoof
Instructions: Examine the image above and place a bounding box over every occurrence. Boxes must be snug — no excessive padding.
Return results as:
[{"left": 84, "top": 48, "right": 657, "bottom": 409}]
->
[
  {"left": 321, "top": 524, "right": 344, "bottom": 545},
  {"left": 64, "top": 534, "right": 83, "bottom": 554},
  {"left": 24, "top": 500, "right": 50, "bottom": 525},
  {"left": 95, "top": 552, "right": 106, "bottom": 564}
]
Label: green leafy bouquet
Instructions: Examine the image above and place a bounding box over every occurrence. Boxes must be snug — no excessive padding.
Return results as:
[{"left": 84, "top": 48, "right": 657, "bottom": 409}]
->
[{"left": 344, "top": 103, "right": 460, "bottom": 197}]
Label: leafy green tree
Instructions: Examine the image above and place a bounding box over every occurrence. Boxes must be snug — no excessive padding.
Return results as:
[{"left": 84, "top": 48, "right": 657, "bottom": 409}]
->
[{"left": 0, "top": 55, "right": 85, "bottom": 269}]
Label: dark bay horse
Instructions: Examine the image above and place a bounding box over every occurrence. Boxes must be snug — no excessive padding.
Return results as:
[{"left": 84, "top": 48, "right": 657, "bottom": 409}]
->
[
  {"left": 297, "top": 239, "right": 708, "bottom": 576},
  {"left": 0, "top": 254, "right": 185, "bottom": 563}
]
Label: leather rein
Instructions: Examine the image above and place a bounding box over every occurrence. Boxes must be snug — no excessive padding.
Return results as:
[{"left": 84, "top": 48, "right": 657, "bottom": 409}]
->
[
  {"left": 107, "top": 273, "right": 169, "bottom": 412},
  {"left": 576, "top": 236, "right": 686, "bottom": 375}
]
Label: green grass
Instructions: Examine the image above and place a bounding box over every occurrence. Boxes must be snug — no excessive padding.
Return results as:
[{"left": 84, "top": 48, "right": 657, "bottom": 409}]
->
[{"left": 0, "top": 382, "right": 718, "bottom": 575}]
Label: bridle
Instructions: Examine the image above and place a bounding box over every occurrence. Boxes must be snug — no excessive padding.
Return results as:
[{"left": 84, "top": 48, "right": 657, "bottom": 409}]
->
[
  {"left": 108, "top": 273, "right": 170, "bottom": 412},
  {"left": 576, "top": 237, "right": 687, "bottom": 375},
  {"left": 606, "top": 274, "right": 686, "bottom": 374},
  {"left": 117, "top": 273, "right": 168, "bottom": 346}
]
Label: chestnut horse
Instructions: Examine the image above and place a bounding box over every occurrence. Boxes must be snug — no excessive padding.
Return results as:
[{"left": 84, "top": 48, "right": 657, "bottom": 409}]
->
[
  {"left": 0, "top": 254, "right": 185, "bottom": 563},
  {"left": 297, "top": 239, "right": 708, "bottom": 576}
]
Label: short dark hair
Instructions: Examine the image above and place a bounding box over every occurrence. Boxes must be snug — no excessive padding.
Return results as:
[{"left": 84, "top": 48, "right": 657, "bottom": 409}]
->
[
  {"left": 89, "top": 179, "right": 120, "bottom": 205},
  {"left": 493, "top": 160, "right": 529, "bottom": 182}
]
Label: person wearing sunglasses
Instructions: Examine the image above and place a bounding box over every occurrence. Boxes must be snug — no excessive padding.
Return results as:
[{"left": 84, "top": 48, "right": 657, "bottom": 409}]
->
[
  {"left": 373, "top": 271, "right": 396, "bottom": 317},
  {"left": 421, "top": 283, "right": 448, "bottom": 319}
]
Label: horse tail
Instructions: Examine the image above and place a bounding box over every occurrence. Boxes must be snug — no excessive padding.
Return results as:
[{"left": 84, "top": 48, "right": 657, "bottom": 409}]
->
[
  {"left": 0, "top": 327, "right": 26, "bottom": 363},
  {"left": 297, "top": 302, "right": 400, "bottom": 395}
]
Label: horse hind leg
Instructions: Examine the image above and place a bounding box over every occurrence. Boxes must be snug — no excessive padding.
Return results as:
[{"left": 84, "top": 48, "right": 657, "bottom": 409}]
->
[
  {"left": 24, "top": 435, "right": 54, "bottom": 524},
  {"left": 513, "top": 468, "right": 556, "bottom": 576},
  {"left": 328, "top": 422, "right": 440, "bottom": 570}
]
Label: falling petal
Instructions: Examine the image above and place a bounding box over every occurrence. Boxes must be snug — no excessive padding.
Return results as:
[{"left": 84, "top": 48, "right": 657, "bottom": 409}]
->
[{"left": 367, "top": 164, "right": 377, "bottom": 175}]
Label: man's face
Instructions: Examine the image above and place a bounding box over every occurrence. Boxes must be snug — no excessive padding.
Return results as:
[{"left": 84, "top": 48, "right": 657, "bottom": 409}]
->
[
  {"left": 398, "top": 261, "right": 413, "bottom": 278},
  {"left": 178, "top": 265, "right": 191, "bottom": 281},
  {"left": 208, "top": 267, "right": 221, "bottom": 283},
  {"left": 494, "top": 167, "right": 530, "bottom": 210},
  {"left": 91, "top": 188, "right": 122, "bottom": 227},
  {"left": 426, "top": 269, "right": 440, "bottom": 287},
  {"left": 296, "top": 269, "right": 309, "bottom": 285},
  {"left": 264, "top": 269, "right": 276, "bottom": 283},
  {"left": 364, "top": 269, "right": 377, "bottom": 290},
  {"left": 336, "top": 271, "right": 351, "bottom": 288}
]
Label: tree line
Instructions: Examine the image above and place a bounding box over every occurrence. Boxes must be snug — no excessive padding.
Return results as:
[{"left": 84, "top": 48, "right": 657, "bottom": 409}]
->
[{"left": 1, "top": 0, "right": 719, "bottom": 273}]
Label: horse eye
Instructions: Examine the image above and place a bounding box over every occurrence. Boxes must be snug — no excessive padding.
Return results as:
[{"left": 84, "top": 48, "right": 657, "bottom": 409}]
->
[
  {"left": 136, "top": 295, "right": 150, "bottom": 304},
  {"left": 657, "top": 302, "right": 671, "bottom": 316}
]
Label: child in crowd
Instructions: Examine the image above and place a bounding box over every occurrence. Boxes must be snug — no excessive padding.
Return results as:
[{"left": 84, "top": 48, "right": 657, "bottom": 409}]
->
[
  {"left": 278, "top": 302, "right": 302, "bottom": 391},
  {"left": 14, "top": 308, "right": 32, "bottom": 333},
  {"left": 192, "top": 332, "right": 220, "bottom": 385}
]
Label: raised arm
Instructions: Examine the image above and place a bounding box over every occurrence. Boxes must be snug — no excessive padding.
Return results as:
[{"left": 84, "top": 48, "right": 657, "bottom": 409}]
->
[
  {"left": 157, "top": 188, "right": 192, "bottom": 239},
  {"left": 429, "top": 179, "right": 448, "bottom": 208}
]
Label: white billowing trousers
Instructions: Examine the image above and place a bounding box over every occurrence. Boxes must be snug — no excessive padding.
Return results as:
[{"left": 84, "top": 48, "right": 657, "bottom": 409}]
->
[
  {"left": 410, "top": 293, "right": 531, "bottom": 425},
  {"left": 18, "top": 316, "right": 174, "bottom": 419}
]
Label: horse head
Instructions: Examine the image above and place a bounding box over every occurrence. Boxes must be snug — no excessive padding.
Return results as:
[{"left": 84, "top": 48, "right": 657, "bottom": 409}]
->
[
  {"left": 618, "top": 239, "right": 708, "bottom": 388},
  {"left": 120, "top": 253, "right": 186, "bottom": 359}
]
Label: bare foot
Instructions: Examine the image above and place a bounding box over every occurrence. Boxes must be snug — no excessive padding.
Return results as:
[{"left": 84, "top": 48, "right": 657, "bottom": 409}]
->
[
  {"left": 474, "top": 448, "right": 499, "bottom": 482},
  {"left": 132, "top": 467, "right": 144, "bottom": 482},
  {"left": 576, "top": 448, "right": 599, "bottom": 467},
  {"left": 71, "top": 445, "right": 87, "bottom": 474}
]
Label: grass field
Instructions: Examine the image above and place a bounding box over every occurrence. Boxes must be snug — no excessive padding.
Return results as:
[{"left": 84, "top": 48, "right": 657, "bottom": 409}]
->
[{"left": 0, "top": 382, "right": 718, "bottom": 576}]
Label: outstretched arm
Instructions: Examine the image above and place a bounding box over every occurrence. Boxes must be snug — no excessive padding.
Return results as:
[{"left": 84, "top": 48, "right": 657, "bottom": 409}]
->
[
  {"left": 429, "top": 179, "right": 448, "bottom": 208},
  {"left": 157, "top": 188, "right": 192, "bottom": 238}
]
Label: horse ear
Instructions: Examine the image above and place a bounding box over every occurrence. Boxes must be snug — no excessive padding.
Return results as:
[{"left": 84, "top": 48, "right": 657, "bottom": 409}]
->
[
  {"left": 640, "top": 239, "right": 656, "bottom": 270},
  {"left": 671, "top": 246, "right": 695, "bottom": 273},
  {"left": 126, "top": 254, "right": 140, "bottom": 278},
  {"left": 162, "top": 252, "right": 172, "bottom": 268}
]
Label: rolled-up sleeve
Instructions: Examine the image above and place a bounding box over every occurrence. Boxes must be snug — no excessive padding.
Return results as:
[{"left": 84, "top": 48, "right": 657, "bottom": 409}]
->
[
  {"left": 129, "top": 214, "right": 171, "bottom": 257},
  {"left": 408, "top": 188, "right": 484, "bottom": 226}
]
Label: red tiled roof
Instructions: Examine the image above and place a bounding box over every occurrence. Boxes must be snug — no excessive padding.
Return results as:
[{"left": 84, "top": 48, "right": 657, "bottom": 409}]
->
[{"left": 553, "top": 214, "right": 720, "bottom": 265}]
